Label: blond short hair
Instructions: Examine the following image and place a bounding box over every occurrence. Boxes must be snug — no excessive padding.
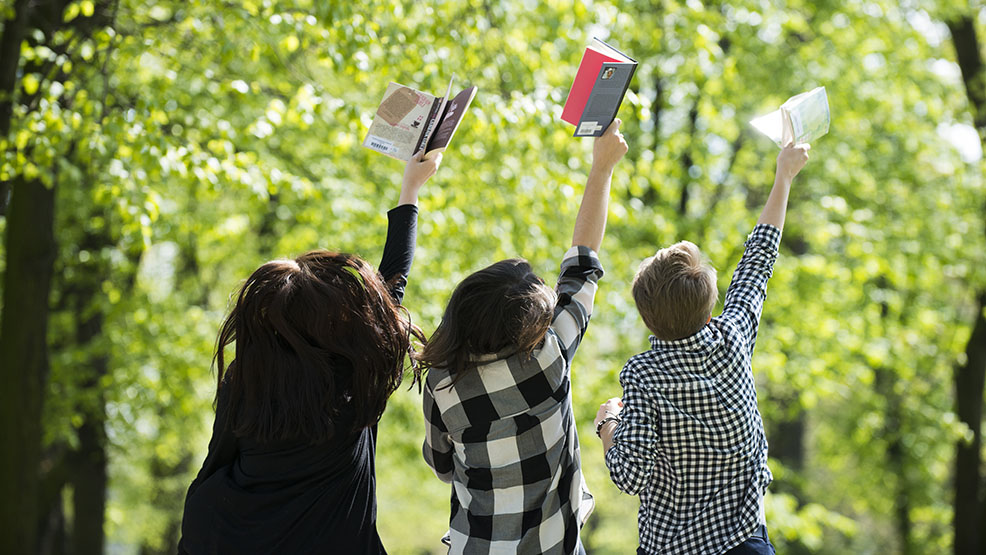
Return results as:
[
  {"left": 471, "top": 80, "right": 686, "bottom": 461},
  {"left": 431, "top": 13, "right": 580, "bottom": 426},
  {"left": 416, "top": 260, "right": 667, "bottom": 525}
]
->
[{"left": 632, "top": 241, "right": 718, "bottom": 340}]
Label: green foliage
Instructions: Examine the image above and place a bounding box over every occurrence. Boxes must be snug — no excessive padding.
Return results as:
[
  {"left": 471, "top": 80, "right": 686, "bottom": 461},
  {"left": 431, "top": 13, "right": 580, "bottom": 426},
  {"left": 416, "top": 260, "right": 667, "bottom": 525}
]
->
[{"left": 1, "top": 0, "right": 984, "bottom": 553}]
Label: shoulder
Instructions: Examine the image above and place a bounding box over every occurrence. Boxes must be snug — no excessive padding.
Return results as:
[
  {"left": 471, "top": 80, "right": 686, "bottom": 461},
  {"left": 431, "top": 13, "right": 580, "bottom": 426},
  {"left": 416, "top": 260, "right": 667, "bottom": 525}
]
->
[{"left": 620, "top": 350, "right": 661, "bottom": 386}]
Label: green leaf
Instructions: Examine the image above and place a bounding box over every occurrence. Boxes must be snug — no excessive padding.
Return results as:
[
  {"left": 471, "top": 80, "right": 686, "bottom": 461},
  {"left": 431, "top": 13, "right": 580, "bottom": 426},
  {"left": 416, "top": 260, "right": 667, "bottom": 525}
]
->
[
  {"left": 63, "top": 2, "right": 80, "bottom": 22},
  {"left": 22, "top": 73, "right": 39, "bottom": 95}
]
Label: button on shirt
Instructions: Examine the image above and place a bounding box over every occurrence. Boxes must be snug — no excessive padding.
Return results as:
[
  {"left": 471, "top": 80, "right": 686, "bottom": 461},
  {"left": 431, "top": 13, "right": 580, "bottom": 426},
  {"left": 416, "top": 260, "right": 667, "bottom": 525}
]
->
[
  {"left": 605, "top": 224, "right": 781, "bottom": 554},
  {"left": 422, "top": 246, "right": 604, "bottom": 555}
]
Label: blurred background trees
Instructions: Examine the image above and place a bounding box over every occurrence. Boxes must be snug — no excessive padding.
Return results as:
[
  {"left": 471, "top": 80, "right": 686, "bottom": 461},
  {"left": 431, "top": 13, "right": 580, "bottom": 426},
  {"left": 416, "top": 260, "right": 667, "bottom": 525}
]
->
[{"left": 0, "top": 0, "right": 984, "bottom": 553}]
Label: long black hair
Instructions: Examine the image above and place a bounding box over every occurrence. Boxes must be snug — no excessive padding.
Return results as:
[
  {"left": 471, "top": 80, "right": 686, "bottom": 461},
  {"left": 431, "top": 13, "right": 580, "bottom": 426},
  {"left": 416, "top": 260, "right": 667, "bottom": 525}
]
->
[{"left": 214, "top": 250, "right": 424, "bottom": 443}]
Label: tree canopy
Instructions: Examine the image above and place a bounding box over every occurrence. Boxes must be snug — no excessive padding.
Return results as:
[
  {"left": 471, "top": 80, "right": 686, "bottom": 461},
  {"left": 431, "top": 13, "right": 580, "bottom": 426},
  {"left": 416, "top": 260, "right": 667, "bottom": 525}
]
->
[{"left": 1, "top": 1, "right": 984, "bottom": 554}]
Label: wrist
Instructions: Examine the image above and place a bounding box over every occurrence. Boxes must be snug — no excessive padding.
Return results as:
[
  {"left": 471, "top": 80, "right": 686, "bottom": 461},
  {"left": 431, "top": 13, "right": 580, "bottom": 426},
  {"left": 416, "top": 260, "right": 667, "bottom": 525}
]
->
[
  {"left": 773, "top": 174, "right": 793, "bottom": 187},
  {"left": 589, "top": 164, "right": 615, "bottom": 179},
  {"left": 595, "top": 414, "right": 621, "bottom": 437}
]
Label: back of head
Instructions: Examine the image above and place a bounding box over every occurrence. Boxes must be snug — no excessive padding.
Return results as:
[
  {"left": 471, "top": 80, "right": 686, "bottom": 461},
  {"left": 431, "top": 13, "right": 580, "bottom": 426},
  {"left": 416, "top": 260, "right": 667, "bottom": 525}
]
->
[
  {"left": 632, "top": 241, "right": 718, "bottom": 341},
  {"left": 215, "top": 250, "right": 420, "bottom": 443},
  {"left": 417, "top": 258, "right": 556, "bottom": 382}
]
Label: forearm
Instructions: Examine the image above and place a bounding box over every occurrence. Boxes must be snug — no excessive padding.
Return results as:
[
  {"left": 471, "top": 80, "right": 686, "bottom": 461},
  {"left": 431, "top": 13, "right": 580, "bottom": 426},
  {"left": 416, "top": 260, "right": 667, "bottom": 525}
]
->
[
  {"left": 571, "top": 166, "right": 613, "bottom": 252},
  {"left": 378, "top": 205, "right": 418, "bottom": 302},
  {"left": 756, "top": 175, "right": 791, "bottom": 230},
  {"left": 599, "top": 420, "right": 617, "bottom": 453},
  {"left": 397, "top": 188, "right": 419, "bottom": 207}
]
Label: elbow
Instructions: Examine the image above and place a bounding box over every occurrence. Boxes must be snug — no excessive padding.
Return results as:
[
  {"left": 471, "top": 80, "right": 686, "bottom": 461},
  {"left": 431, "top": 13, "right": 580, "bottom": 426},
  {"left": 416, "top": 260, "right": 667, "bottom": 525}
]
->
[
  {"left": 610, "top": 472, "right": 646, "bottom": 496},
  {"left": 606, "top": 449, "right": 652, "bottom": 496},
  {"left": 423, "top": 446, "right": 455, "bottom": 484}
]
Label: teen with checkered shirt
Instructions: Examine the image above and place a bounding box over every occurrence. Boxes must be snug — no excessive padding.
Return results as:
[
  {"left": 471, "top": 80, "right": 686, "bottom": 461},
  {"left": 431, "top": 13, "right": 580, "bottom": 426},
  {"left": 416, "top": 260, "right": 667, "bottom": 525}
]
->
[
  {"left": 593, "top": 143, "right": 811, "bottom": 554},
  {"left": 417, "top": 120, "right": 629, "bottom": 554}
]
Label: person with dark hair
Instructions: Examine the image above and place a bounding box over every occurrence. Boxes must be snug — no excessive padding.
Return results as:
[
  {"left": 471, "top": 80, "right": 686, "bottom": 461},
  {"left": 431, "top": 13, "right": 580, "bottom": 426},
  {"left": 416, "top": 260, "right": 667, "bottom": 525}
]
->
[
  {"left": 178, "top": 151, "right": 443, "bottom": 554},
  {"left": 417, "top": 120, "right": 629, "bottom": 555}
]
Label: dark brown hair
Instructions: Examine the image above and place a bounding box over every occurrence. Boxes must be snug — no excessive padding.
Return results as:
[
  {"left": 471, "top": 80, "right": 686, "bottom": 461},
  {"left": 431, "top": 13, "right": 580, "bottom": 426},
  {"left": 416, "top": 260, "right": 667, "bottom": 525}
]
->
[
  {"left": 415, "top": 259, "right": 556, "bottom": 383},
  {"left": 631, "top": 241, "right": 718, "bottom": 340},
  {"left": 214, "top": 250, "right": 424, "bottom": 443}
]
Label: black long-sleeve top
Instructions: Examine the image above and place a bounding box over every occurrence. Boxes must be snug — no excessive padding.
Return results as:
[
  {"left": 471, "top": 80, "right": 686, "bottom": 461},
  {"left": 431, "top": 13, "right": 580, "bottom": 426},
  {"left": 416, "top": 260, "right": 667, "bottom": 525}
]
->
[{"left": 178, "top": 205, "right": 418, "bottom": 555}]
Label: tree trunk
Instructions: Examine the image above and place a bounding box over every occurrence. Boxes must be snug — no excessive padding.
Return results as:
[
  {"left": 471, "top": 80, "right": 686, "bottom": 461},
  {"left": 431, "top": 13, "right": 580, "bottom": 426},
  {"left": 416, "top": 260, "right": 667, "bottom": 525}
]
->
[
  {"left": 947, "top": 16, "right": 986, "bottom": 555},
  {"left": 0, "top": 175, "right": 57, "bottom": 555},
  {"left": 953, "top": 292, "right": 986, "bottom": 555},
  {"left": 0, "top": 0, "right": 31, "bottom": 215},
  {"left": 71, "top": 310, "right": 109, "bottom": 555}
]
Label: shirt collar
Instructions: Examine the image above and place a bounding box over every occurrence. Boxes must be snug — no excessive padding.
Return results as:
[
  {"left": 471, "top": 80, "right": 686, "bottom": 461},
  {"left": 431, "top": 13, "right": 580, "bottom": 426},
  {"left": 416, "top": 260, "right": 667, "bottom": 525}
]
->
[
  {"left": 469, "top": 346, "right": 518, "bottom": 362},
  {"left": 649, "top": 324, "right": 719, "bottom": 352}
]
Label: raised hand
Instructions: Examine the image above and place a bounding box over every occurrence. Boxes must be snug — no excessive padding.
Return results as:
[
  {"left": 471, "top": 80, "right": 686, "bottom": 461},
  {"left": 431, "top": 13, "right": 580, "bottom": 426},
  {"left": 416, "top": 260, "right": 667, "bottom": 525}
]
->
[
  {"left": 592, "top": 118, "right": 629, "bottom": 173},
  {"left": 399, "top": 150, "right": 443, "bottom": 206},
  {"left": 776, "top": 143, "right": 810, "bottom": 184}
]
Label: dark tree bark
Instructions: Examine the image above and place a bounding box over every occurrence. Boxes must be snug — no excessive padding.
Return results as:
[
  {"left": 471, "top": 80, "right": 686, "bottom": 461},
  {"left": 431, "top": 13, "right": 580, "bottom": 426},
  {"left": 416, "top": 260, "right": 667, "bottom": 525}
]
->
[
  {"left": 71, "top": 289, "right": 110, "bottom": 555},
  {"left": 0, "top": 3, "right": 46, "bottom": 552},
  {"left": 0, "top": 0, "right": 30, "bottom": 215},
  {"left": 946, "top": 15, "right": 986, "bottom": 555},
  {"left": 0, "top": 174, "right": 57, "bottom": 555},
  {"left": 678, "top": 103, "right": 699, "bottom": 216},
  {"left": 1, "top": 1, "right": 118, "bottom": 551}
]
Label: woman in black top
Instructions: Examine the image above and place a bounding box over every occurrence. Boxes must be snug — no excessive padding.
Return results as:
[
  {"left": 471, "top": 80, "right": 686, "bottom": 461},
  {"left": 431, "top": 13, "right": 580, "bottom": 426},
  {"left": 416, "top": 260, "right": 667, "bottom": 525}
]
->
[{"left": 178, "top": 152, "right": 443, "bottom": 554}]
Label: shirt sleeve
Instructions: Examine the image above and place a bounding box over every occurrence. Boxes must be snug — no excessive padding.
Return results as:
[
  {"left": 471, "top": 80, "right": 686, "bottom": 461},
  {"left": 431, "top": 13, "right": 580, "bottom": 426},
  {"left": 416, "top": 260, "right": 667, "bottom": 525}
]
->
[
  {"left": 550, "top": 246, "right": 605, "bottom": 364},
  {"left": 604, "top": 373, "right": 660, "bottom": 496},
  {"left": 421, "top": 380, "right": 454, "bottom": 484},
  {"left": 717, "top": 224, "right": 781, "bottom": 355},
  {"left": 378, "top": 204, "right": 419, "bottom": 304}
]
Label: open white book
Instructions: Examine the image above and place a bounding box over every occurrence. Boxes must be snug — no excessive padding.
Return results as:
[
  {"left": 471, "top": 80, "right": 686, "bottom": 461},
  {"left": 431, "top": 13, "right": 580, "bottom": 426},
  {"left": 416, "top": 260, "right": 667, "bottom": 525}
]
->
[{"left": 750, "top": 86, "right": 830, "bottom": 147}]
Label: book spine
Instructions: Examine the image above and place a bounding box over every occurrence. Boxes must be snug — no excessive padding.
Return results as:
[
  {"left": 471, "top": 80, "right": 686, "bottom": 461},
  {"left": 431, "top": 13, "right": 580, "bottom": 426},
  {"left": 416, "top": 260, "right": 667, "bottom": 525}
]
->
[{"left": 415, "top": 97, "right": 445, "bottom": 154}]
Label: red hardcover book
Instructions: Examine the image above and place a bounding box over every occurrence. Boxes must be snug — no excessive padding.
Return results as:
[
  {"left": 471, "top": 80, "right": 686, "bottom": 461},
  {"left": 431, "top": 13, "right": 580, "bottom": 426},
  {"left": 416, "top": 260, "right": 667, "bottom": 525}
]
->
[{"left": 561, "top": 38, "right": 637, "bottom": 136}]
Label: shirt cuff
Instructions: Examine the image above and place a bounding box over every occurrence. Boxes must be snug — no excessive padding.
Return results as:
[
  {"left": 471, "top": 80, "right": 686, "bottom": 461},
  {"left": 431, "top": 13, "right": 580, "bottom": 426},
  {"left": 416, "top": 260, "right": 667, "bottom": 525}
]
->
[
  {"left": 560, "top": 245, "right": 605, "bottom": 277},
  {"left": 746, "top": 224, "right": 781, "bottom": 252},
  {"left": 388, "top": 203, "right": 419, "bottom": 221}
]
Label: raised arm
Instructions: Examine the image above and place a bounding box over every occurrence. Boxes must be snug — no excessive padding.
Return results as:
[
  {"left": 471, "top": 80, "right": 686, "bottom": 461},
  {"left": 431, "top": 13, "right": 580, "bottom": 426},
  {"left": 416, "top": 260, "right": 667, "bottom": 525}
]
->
[
  {"left": 756, "top": 143, "right": 810, "bottom": 231},
  {"left": 378, "top": 152, "right": 442, "bottom": 302},
  {"left": 719, "top": 143, "right": 810, "bottom": 351},
  {"left": 549, "top": 122, "right": 626, "bottom": 360},
  {"left": 570, "top": 119, "right": 628, "bottom": 252}
]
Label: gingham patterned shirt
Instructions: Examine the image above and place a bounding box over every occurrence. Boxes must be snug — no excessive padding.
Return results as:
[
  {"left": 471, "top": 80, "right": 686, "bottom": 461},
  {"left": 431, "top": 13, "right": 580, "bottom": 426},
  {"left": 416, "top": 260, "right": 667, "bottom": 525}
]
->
[
  {"left": 422, "top": 246, "right": 603, "bottom": 555},
  {"left": 605, "top": 224, "right": 780, "bottom": 554}
]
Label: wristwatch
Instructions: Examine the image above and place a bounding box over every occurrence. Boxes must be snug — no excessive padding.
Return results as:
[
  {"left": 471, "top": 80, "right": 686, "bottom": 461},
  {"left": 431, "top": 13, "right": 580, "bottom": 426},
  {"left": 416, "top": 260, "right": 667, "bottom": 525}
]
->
[{"left": 595, "top": 413, "right": 621, "bottom": 437}]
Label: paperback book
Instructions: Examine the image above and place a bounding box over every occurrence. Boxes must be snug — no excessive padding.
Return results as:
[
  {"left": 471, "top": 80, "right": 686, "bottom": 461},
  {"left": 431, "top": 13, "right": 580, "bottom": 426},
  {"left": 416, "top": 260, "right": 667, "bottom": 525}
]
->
[
  {"left": 750, "top": 86, "right": 830, "bottom": 147},
  {"left": 363, "top": 75, "right": 477, "bottom": 161}
]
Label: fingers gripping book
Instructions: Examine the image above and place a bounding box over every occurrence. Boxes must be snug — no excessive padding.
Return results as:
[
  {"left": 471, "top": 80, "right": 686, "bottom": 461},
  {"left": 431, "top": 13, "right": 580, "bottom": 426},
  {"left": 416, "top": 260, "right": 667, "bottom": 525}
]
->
[{"left": 363, "top": 75, "right": 477, "bottom": 161}]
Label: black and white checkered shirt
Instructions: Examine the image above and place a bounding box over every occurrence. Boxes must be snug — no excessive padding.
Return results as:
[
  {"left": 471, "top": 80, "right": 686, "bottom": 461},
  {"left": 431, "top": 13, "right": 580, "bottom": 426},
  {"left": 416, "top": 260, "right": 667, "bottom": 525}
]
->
[
  {"left": 605, "top": 224, "right": 781, "bottom": 554},
  {"left": 422, "top": 246, "right": 604, "bottom": 555}
]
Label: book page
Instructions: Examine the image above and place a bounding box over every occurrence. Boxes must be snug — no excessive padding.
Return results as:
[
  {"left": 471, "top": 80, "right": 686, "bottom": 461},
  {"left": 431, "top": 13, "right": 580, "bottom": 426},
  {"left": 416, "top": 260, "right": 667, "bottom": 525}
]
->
[
  {"left": 415, "top": 76, "right": 454, "bottom": 154},
  {"left": 363, "top": 83, "right": 437, "bottom": 161},
  {"left": 751, "top": 86, "right": 830, "bottom": 147},
  {"left": 783, "top": 86, "right": 830, "bottom": 144},
  {"left": 589, "top": 37, "right": 636, "bottom": 63},
  {"left": 750, "top": 109, "right": 785, "bottom": 147},
  {"left": 426, "top": 86, "right": 477, "bottom": 155}
]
